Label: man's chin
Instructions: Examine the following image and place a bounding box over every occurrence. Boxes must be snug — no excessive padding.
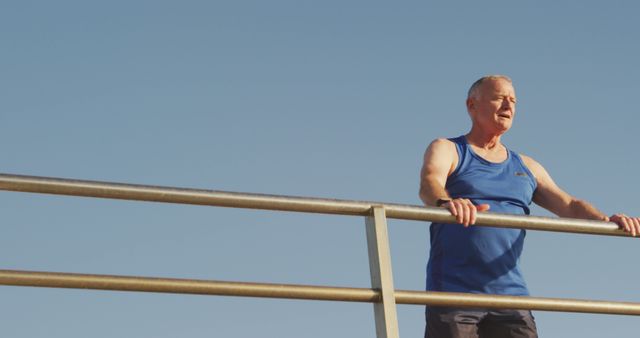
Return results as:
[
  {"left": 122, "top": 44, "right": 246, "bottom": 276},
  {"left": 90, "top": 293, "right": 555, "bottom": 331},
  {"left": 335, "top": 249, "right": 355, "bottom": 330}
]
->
[
  {"left": 496, "top": 121, "right": 512, "bottom": 132},
  {"left": 494, "top": 125, "right": 511, "bottom": 135}
]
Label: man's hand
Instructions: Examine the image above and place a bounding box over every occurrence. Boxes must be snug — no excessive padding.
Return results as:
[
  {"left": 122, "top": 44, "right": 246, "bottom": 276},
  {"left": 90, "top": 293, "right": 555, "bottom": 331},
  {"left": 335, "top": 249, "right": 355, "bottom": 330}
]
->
[
  {"left": 608, "top": 214, "right": 640, "bottom": 237},
  {"left": 441, "top": 198, "right": 491, "bottom": 227}
]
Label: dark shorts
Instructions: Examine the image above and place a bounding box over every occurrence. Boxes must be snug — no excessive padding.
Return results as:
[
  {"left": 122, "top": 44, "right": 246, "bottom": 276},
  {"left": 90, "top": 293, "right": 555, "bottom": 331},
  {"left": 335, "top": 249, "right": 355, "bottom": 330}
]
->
[{"left": 425, "top": 307, "right": 538, "bottom": 338}]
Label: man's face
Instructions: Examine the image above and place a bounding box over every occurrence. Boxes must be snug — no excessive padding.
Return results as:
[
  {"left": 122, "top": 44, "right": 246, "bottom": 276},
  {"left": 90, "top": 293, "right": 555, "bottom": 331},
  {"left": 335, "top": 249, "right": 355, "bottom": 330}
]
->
[{"left": 467, "top": 78, "right": 517, "bottom": 134}]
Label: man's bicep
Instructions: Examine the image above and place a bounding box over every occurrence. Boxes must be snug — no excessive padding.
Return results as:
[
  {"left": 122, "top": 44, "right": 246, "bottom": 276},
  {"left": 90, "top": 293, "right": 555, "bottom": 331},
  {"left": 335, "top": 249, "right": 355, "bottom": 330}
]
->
[
  {"left": 533, "top": 180, "right": 574, "bottom": 216},
  {"left": 420, "top": 138, "right": 455, "bottom": 187},
  {"left": 419, "top": 139, "right": 456, "bottom": 207},
  {"left": 522, "top": 155, "right": 573, "bottom": 216}
]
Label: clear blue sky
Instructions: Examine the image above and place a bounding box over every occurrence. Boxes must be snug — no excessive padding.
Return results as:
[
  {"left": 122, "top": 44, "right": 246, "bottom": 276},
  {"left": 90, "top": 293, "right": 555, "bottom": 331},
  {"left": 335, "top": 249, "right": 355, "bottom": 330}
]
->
[{"left": 1, "top": 1, "right": 639, "bottom": 337}]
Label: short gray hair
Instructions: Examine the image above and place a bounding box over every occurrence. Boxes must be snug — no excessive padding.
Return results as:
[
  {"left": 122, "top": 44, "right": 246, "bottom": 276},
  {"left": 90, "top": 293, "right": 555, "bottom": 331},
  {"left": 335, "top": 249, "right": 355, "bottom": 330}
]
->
[{"left": 467, "top": 75, "right": 512, "bottom": 99}]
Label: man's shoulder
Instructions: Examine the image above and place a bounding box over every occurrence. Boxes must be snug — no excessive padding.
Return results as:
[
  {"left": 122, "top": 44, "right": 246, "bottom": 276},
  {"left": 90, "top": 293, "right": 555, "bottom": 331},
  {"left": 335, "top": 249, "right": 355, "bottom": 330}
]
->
[
  {"left": 518, "top": 153, "right": 537, "bottom": 167},
  {"left": 424, "top": 138, "right": 459, "bottom": 170},
  {"left": 429, "top": 137, "right": 457, "bottom": 151},
  {"left": 517, "top": 153, "right": 546, "bottom": 180}
]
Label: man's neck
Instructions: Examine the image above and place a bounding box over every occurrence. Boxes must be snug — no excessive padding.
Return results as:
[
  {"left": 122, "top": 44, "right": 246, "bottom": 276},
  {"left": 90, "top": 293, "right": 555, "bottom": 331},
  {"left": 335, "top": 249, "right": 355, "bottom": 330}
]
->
[{"left": 465, "top": 128, "right": 503, "bottom": 151}]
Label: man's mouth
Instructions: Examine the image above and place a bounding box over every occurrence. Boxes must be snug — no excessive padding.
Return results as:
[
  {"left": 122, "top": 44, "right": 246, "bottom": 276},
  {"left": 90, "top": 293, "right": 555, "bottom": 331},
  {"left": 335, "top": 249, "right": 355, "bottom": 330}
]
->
[{"left": 497, "top": 112, "right": 511, "bottom": 119}]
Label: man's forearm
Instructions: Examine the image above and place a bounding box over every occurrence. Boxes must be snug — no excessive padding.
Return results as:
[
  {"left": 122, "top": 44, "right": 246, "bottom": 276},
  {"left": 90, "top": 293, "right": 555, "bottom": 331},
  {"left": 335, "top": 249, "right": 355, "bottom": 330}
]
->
[
  {"left": 419, "top": 178, "right": 450, "bottom": 206},
  {"left": 566, "top": 199, "right": 608, "bottom": 221}
]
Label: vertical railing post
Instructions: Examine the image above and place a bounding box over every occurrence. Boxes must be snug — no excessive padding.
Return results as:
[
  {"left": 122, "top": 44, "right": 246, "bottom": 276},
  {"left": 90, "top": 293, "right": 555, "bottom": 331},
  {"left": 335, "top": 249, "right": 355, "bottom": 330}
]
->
[{"left": 365, "top": 206, "right": 400, "bottom": 338}]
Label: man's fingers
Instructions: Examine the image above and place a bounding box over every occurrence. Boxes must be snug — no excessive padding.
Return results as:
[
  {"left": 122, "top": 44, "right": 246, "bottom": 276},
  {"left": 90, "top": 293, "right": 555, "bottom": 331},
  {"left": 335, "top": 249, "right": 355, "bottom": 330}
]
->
[
  {"left": 463, "top": 199, "right": 476, "bottom": 226},
  {"left": 441, "top": 199, "right": 488, "bottom": 227},
  {"left": 470, "top": 203, "right": 478, "bottom": 225},
  {"left": 447, "top": 203, "right": 458, "bottom": 217},
  {"left": 620, "top": 217, "right": 630, "bottom": 233},
  {"left": 463, "top": 203, "right": 472, "bottom": 227},
  {"left": 476, "top": 204, "right": 491, "bottom": 212},
  {"left": 611, "top": 214, "right": 625, "bottom": 231},
  {"left": 623, "top": 217, "right": 634, "bottom": 236},
  {"left": 448, "top": 201, "right": 459, "bottom": 221},
  {"left": 457, "top": 202, "right": 467, "bottom": 225},
  {"left": 633, "top": 217, "right": 640, "bottom": 237},
  {"left": 617, "top": 216, "right": 633, "bottom": 235}
]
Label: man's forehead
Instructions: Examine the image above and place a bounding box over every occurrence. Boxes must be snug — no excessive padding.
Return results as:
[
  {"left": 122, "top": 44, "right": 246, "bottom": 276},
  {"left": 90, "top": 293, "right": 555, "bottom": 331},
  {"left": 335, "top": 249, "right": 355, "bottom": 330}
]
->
[{"left": 481, "top": 79, "right": 515, "bottom": 95}]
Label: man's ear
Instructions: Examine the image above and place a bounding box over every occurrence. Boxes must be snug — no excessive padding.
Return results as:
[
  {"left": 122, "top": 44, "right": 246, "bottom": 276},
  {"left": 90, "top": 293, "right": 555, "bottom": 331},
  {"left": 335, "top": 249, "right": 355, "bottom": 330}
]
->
[{"left": 466, "top": 97, "right": 475, "bottom": 114}]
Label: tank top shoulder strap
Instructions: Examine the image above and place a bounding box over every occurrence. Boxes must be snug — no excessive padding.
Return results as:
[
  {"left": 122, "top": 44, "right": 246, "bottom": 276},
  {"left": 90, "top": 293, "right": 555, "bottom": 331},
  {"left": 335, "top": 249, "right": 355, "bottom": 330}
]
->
[{"left": 447, "top": 135, "right": 469, "bottom": 176}]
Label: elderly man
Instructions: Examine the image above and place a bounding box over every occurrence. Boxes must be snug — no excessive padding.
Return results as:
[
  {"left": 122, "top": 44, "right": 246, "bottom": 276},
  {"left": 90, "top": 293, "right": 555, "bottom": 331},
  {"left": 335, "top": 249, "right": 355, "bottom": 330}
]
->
[{"left": 419, "top": 75, "right": 640, "bottom": 338}]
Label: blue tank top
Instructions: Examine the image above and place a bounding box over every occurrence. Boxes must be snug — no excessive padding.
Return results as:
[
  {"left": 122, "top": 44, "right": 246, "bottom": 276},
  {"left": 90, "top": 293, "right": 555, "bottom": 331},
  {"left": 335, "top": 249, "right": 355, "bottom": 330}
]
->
[{"left": 426, "top": 135, "right": 537, "bottom": 296}]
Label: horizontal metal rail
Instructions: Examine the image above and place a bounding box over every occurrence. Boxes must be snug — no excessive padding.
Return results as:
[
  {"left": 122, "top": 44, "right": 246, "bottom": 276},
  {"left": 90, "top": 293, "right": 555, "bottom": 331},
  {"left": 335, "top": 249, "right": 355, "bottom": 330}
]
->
[
  {"left": 0, "top": 173, "right": 628, "bottom": 237},
  {"left": 1, "top": 269, "right": 640, "bottom": 316}
]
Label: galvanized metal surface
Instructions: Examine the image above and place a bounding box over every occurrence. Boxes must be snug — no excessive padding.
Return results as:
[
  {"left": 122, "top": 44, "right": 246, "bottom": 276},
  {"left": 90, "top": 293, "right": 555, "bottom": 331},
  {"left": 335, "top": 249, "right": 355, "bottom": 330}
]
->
[
  {"left": 1, "top": 171, "right": 638, "bottom": 329},
  {"left": 0, "top": 269, "right": 377, "bottom": 302},
  {"left": 394, "top": 290, "right": 640, "bottom": 316},
  {"left": 2, "top": 269, "right": 640, "bottom": 316},
  {"left": 0, "top": 173, "right": 628, "bottom": 237},
  {"left": 365, "top": 207, "right": 400, "bottom": 338}
]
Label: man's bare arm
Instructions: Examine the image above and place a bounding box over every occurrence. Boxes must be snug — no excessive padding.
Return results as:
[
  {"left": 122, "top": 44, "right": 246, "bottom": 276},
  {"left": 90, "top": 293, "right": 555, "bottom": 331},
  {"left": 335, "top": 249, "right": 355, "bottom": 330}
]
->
[
  {"left": 419, "top": 138, "right": 455, "bottom": 206},
  {"left": 521, "top": 154, "right": 640, "bottom": 236},
  {"left": 419, "top": 139, "right": 489, "bottom": 226}
]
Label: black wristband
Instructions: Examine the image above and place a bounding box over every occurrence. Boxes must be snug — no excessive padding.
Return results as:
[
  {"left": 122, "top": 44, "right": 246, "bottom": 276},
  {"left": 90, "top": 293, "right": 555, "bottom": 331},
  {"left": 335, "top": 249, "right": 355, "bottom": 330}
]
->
[{"left": 436, "top": 198, "right": 451, "bottom": 207}]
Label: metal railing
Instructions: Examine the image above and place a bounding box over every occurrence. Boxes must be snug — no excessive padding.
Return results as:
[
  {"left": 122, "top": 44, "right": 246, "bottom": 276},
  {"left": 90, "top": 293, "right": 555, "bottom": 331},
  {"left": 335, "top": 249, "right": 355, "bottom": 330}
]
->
[{"left": 0, "top": 173, "right": 638, "bottom": 338}]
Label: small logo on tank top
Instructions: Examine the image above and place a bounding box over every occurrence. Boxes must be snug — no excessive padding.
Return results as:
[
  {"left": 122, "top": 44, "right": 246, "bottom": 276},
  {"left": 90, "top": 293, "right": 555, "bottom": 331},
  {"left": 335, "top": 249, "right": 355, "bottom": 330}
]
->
[{"left": 514, "top": 172, "right": 528, "bottom": 177}]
